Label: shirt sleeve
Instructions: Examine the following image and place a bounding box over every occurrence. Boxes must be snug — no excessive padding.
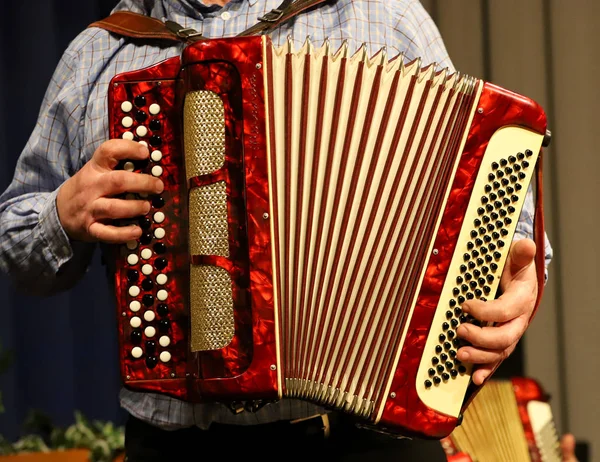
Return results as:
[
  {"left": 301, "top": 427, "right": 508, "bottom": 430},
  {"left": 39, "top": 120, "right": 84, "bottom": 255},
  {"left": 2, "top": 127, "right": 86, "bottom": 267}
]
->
[{"left": 0, "top": 42, "right": 96, "bottom": 296}]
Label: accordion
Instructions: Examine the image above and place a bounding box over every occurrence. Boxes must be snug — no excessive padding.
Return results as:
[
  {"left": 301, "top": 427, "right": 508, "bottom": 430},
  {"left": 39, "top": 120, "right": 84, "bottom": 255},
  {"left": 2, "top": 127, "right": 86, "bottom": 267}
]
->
[
  {"left": 441, "top": 377, "right": 562, "bottom": 462},
  {"left": 107, "top": 35, "right": 549, "bottom": 438}
]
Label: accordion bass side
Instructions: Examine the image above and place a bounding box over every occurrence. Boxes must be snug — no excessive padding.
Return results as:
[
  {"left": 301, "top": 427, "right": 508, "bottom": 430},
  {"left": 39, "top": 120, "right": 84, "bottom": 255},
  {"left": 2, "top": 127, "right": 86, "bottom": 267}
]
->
[
  {"left": 107, "top": 35, "right": 549, "bottom": 438},
  {"left": 441, "top": 377, "right": 561, "bottom": 462}
]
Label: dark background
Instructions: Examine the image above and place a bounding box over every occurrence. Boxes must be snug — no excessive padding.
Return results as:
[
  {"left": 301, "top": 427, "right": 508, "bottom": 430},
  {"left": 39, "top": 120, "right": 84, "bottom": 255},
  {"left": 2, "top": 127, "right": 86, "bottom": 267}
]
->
[{"left": 0, "top": 0, "right": 524, "bottom": 442}]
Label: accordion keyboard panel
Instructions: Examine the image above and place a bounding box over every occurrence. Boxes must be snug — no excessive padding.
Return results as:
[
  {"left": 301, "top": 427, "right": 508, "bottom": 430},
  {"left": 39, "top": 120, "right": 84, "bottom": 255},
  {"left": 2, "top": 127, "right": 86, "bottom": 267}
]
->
[{"left": 416, "top": 126, "right": 544, "bottom": 418}]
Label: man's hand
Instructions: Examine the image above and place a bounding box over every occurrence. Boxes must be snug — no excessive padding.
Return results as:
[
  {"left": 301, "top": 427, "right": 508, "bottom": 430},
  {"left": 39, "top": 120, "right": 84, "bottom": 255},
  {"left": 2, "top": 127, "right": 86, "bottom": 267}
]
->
[
  {"left": 456, "top": 238, "right": 538, "bottom": 385},
  {"left": 561, "top": 433, "right": 579, "bottom": 462},
  {"left": 57, "top": 139, "right": 164, "bottom": 244}
]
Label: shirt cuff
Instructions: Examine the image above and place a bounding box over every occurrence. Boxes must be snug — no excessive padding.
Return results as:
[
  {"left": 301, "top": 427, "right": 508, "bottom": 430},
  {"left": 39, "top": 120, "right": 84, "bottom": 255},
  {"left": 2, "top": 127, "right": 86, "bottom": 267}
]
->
[{"left": 38, "top": 188, "right": 74, "bottom": 274}]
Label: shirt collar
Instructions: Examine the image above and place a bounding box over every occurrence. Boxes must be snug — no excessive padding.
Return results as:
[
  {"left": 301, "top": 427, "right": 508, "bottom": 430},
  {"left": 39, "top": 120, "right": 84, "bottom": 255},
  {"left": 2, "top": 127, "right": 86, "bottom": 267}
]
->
[{"left": 163, "top": 0, "right": 257, "bottom": 20}]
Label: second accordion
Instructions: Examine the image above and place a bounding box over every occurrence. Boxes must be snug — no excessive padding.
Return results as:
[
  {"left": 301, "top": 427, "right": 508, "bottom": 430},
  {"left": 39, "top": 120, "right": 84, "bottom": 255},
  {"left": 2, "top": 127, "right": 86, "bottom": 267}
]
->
[{"left": 107, "top": 35, "right": 549, "bottom": 438}]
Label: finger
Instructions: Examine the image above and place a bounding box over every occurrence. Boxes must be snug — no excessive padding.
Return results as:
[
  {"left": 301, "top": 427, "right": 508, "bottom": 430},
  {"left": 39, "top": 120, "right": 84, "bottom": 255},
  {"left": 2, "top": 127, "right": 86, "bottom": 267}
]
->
[
  {"left": 457, "top": 318, "right": 527, "bottom": 351},
  {"left": 462, "top": 270, "right": 537, "bottom": 323},
  {"left": 501, "top": 237, "right": 536, "bottom": 288},
  {"left": 561, "top": 433, "right": 577, "bottom": 461},
  {"left": 102, "top": 170, "right": 164, "bottom": 197},
  {"left": 456, "top": 345, "right": 503, "bottom": 365},
  {"left": 471, "top": 364, "right": 495, "bottom": 386},
  {"left": 88, "top": 222, "right": 143, "bottom": 244},
  {"left": 92, "top": 198, "right": 151, "bottom": 220},
  {"left": 92, "top": 139, "right": 150, "bottom": 170}
]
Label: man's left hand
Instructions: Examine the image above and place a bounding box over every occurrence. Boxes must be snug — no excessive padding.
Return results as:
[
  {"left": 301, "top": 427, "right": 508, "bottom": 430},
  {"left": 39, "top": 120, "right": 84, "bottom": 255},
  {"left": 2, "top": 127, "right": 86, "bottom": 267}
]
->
[{"left": 456, "top": 238, "right": 538, "bottom": 385}]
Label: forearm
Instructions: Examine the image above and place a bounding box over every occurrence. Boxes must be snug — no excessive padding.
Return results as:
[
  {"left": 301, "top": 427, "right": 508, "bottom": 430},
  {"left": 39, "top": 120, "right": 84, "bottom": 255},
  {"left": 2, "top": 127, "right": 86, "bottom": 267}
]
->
[{"left": 0, "top": 187, "right": 95, "bottom": 296}]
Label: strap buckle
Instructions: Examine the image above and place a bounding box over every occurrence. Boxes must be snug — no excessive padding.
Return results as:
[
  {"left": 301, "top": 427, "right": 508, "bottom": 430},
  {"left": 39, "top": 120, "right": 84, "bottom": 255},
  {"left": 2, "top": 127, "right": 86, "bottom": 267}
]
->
[
  {"left": 165, "top": 20, "right": 203, "bottom": 39},
  {"left": 258, "top": 8, "right": 284, "bottom": 23}
]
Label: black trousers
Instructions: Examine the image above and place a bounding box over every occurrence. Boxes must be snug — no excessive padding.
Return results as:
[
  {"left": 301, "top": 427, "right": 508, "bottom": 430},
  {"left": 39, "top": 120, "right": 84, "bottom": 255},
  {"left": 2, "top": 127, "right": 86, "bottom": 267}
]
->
[{"left": 124, "top": 413, "right": 447, "bottom": 461}]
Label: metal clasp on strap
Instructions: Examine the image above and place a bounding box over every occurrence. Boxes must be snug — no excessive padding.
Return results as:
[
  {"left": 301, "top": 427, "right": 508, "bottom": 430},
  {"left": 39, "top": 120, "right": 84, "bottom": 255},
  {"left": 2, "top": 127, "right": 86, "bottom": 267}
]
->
[
  {"left": 258, "top": 8, "right": 284, "bottom": 23},
  {"left": 165, "top": 20, "right": 204, "bottom": 39}
]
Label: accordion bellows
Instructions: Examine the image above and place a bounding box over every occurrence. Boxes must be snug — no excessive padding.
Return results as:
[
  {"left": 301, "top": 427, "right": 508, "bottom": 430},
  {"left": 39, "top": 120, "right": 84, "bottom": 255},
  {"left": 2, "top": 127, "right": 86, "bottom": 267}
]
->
[
  {"left": 442, "top": 378, "right": 561, "bottom": 462},
  {"left": 108, "top": 35, "right": 548, "bottom": 438}
]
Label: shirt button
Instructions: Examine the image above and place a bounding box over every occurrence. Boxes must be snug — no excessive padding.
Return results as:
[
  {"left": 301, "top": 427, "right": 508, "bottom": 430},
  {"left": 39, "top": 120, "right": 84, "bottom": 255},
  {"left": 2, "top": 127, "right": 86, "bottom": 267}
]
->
[{"left": 221, "top": 11, "right": 231, "bottom": 20}]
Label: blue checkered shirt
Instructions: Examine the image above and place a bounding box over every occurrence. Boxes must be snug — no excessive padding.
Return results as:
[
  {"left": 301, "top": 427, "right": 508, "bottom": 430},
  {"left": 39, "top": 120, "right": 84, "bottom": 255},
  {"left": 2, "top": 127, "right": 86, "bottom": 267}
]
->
[{"left": 0, "top": 0, "right": 552, "bottom": 430}]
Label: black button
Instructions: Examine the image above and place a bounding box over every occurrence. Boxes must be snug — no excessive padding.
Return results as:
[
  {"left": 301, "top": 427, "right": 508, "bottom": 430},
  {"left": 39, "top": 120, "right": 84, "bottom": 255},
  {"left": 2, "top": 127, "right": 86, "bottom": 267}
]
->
[
  {"left": 140, "top": 233, "right": 152, "bottom": 245},
  {"left": 142, "top": 294, "right": 154, "bottom": 306},
  {"left": 488, "top": 173, "right": 495, "bottom": 181},
  {"left": 498, "top": 189, "right": 506, "bottom": 197},
  {"left": 519, "top": 172, "right": 526, "bottom": 180},
  {"left": 458, "top": 365, "right": 467, "bottom": 373},
  {"left": 473, "top": 269, "right": 481, "bottom": 277},
  {"left": 500, "top": 158, "right": 508, "bottom": 166},
  {"left": 481, "top": 196, "right": 488, "bottom": 204},
  {"left": 477, "top": 207, "right": 485, "bottom": 215},
  {"left": 150, "top": 119, "right": 162, "bottom": 131},
  {"left": 425, "top": 380, "right": 432, "bottom": 388},
  {"left": 454, "top": 307, "right": 462, "bottom": 316},
  {"left": 134, "top": 95, "right": 146, "bottom": 107},
  {"left": 505, "top": 167, "right": 513, "bottom": 174},
  {"left": 496, "top": 170, "right": 504, "bottom": 178},
  {"left": 150, "top": 135, "right": 162, "bottom": 147},
  {"left": 139, "top": 217, "right": 152, "bottom": 230},
  {"left": 447, "top": 331, "right": 455, "bottom": 340},
  {"left": 475, "top": 238, "right": 483, "bottom": 247},
  {"left": 489, "top": 192, "right": 497, "bottom": 201},
  {"left": 446, "top": 361, "right": 454, "bottom": 369},
  {"left": 451, "top": 319, "right": 459, "bottom": 328},
  {"left": 446, "top": 310, "right": 453, "bottom": 319},
  {"left": 428, "top": 368, "right": 436, "bottom": 376},
  {"left": 474, "top": 289, "right": 482, "bottom": 297},
  {"left": 488, "top": 243, "right": 496, "bottom": 251},
  {"left": 484, "top": 184, "right": 492, "bottom": 193},
  {"left": 522, "top": 160, "right": 530, "bottom": 168},
  {"left": 449, "top": 299, "right": 456, "bottom": 307},
  {"left": 136, "top": 110, "right": 148, "bottom": 123},
  {"left": 491, "top": 263, "right": 498, "bottom": 271},
  {"left": 525, "top": 149, "right": 533, "bottom": 157},
  {"left": 470, "top": 230, "right": 478, "bottom": 239},
  {"left": 493, "top": 181, "right": 500, "bottom": 189},
  {"left": 127, "top": 270, "right": 139, "bottom": 282},
  {"left": 157, "top": 303, "right": 169, "bottom": 316},
  {"left": 486, "top": 274, "right": 495, "bottom": 283},
  {"left": 442, "top": 322, "right": 449, "bottom": 330},
  {"left": 498, "top": 240, "right": 505, "bottom": 248},
  {"left": 146, "top": 356, "right": 158, "bottom": 369},
  {"left": 142, "top": 278, "right": 154, "bottom": 291},
  {"left": 441, "top": 353, "right": 448, "bottom": 361},
  {"left": 152, "top": 196, "right": 165, "bottom": 208},
  {"left": 154, "top": 242, "right": 167, "bottom": 254},
  {"left": 131, "top": 329, "right": 142, "bottom": 344},
  {"left": 483, "top": 215, "right": 490, "bottom": 223},
  {"left": 456, "top": 276, "right": 463, "bottom": 284},
  {"left": 432, "top": 356, "right": 440, "bottom": 365},
  {"left": 460, "top": 264, "right": 467, "bottom": 273},
  {"left": 159, "top": 319, "right": 170, "bottom": 333},
  {"left": 442, "top": 373, "right": 450, "bottom": 381},
  {"left": 435, "top": 345, "right": 443, "bottom": 354},
  {"left": 517, "top": 152, "right": 525, "bottom": 160},
  {"left": 453, "top": 287, "right": 460, "bottom": 296},
  {"left": 509, "top": 155, "right": 516, "bottom": 163},
  {"left": 451, "top": 369, "right": 458, "bottom": 377},
  {"left": 433, "top": 376, "right": 441, "bottom": 384},
  {"left": 439, "top": 334, "right": 446, "bottom": 342},
  {"left": 145, "top": 340, "right": 156, "bottom": 353},
  {"left": 491, "top": 162, "right": 499, "bottom": 170},
  {"left": 458, "top": 295, "right": 465, "bottom": 304},
  {"left": 482, "top": 266, "right": 489, "bottom": 274},
  {"left": 155, "top": 258, "right": 168, "bottom": 270},
  {"left": 501, "top": 228, "right": 509, "bottom": 236},
  {"left": 474, "top": 218, "right": 482, "bottom": 227},
  {"left": 467, "top": 242, "right": 474, "bottom": 250},
  {"left": 508, "top": 206, "right": 516, "bottom": 214}
]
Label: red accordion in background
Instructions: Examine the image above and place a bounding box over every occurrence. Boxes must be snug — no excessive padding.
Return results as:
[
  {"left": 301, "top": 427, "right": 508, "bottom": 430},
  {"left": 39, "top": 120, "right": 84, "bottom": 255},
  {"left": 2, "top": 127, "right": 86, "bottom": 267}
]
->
[
  {"left": 107, "top": 34, "right": 549, "bottom": 438},
  {"left": 441, "top": 377, "right": 561, "bottom": 462}
]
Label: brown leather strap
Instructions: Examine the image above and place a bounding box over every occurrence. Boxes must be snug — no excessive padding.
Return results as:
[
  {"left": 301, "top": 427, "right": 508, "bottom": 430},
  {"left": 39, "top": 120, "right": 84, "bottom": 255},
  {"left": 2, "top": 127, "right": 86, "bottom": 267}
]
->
[
  {"left": 531, "top": 150, "right": 546, "bottom": 321},
  {"left": 88, "top": 0, "right": 329, "bottom": 42},
  {"left": 88, "top": 11, "right": 181, "bottom": 42}
]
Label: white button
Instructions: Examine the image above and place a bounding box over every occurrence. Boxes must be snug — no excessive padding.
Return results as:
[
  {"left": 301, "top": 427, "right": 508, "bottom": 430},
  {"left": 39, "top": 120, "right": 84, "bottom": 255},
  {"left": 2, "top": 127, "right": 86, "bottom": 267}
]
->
[
  {"left": 127, "top": 254, "right": 139, "bottom": 265},
  {"left": 157, "top": 289, "right": 168, "bottom": 301},
  {"left": 126, "top": 240, "right": 138, "bottom": 250},
  {"left": 154, "top": 228, "right": 165, "bottom": 239},
  {"left": 154, "top": 212, "right": 165, "bottom": 223},
  {"left": 130, "top": 316, "right": 142, "bottom": 328},
  {"left": 141, "top": 248, "right": 152, "bottom": 260},
  {"left": 151, "top": 150, "right": 163, "bottom": 162},
  {"left": 156, "top": 274, "right": 168, "bottom": 285},
  {"left": 131, "top": 347, "right": 143, "bottom": 358},
  {"left": 122, "top": 131, "right": 134, "bottom": 140},
  {"left": 121, "top": 101, "right": 133, "bottom": 112},
  {"left": 221, "top": 11, "right": 231, "bottom": 20},
  {"left": 159, "top": 336, "right": 171, "bottom": 347},
  {"left": 145, "top": 326, "right": 156, "bottom": 337},
  {"left": 151, "top": 165, "right": 163, "bottom": 177},
  {"left": 128, "top": 285, "right": 140, "bottom": 297},
  {"left": 130, "top": 300, "right": 141, "bottom": 312},
  {"left": 144, "top": 310, "right": 156, "bottom": 322},
  {"left": 124, "top": 161, "right": 135, "bottom": 172},
  {"left": 139, "top": 140, "right": 148, "bottom": 147},
  {"left": 122, "top": 116, "right": 133, "bottom": 128},
  {"left": 142, "top": 264, "right": 153, "bottom": 275},
  {"left": 149, "top": 103, "right": 161, "bottom": 115},
  {"left": 136, "top": 125, "right": 148, "bottom": 137},
  {"left": 160, "top": 351, "right": 172, "bottom": 363}
]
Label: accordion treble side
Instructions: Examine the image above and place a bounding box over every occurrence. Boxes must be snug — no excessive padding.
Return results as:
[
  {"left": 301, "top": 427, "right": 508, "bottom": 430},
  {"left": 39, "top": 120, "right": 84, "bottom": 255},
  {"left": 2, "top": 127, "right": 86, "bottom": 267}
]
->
[{"left": 107, "top": 35, "right": 548, "bottom": 438}]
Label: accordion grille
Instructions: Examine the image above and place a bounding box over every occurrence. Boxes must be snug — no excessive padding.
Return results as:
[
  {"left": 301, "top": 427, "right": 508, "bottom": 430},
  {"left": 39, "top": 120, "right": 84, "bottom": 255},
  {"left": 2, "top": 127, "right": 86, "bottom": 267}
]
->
[{"left": 184, "top": 91, "right": 234, "bottom": 352}]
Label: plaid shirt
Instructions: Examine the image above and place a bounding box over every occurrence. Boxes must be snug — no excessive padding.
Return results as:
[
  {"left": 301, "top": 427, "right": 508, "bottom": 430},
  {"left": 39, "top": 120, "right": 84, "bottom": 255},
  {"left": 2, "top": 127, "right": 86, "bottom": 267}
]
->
[{"left": 0, "top": 0, "right": 552, "bottom": 429}]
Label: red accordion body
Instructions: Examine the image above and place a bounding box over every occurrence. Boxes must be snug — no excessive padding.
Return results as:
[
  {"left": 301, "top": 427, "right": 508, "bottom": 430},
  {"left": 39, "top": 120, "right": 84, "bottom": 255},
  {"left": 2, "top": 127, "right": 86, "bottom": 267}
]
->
[{"left": 108, "top": 35, "right": 548, "bottom": 438}]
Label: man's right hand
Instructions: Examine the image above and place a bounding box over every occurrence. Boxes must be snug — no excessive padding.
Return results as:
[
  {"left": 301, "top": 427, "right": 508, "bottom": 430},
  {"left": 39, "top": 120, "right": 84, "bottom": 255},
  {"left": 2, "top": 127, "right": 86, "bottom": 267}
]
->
[{"left": 56, "top": 139, "right": 164, "bottom": 244}]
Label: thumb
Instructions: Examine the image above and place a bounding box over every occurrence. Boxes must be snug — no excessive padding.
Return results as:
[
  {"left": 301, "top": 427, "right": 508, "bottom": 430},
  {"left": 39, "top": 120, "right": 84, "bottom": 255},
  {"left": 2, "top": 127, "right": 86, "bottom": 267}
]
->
[
  {"left": 561, "top": 433, "right": 577, "bottom": 462},
  {"left": 506, "top": 237, "right": 536, "bottom": 278}
]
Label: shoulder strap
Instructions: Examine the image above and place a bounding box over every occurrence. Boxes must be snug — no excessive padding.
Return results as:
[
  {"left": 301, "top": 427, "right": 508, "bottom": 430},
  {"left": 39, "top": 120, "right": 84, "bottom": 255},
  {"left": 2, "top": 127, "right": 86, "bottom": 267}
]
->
[{"left": 88, "top": 0, "right": 329, "bottom": 42}]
